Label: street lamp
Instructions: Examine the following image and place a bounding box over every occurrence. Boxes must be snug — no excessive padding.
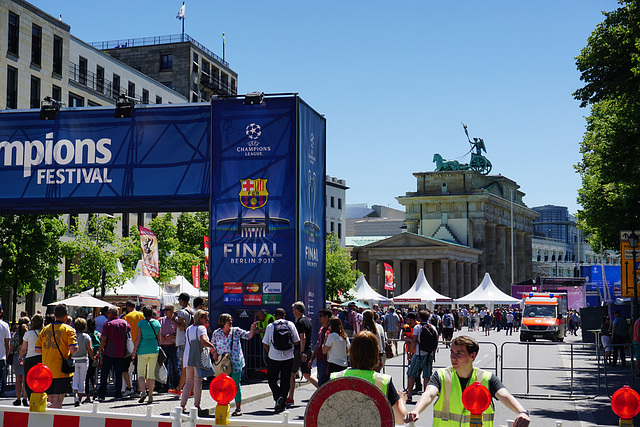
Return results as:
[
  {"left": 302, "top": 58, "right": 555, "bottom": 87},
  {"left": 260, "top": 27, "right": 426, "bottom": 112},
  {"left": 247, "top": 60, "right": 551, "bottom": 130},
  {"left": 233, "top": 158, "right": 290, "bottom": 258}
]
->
[{"left": 629, "top": 231, "right": 639, "bottom": 321}]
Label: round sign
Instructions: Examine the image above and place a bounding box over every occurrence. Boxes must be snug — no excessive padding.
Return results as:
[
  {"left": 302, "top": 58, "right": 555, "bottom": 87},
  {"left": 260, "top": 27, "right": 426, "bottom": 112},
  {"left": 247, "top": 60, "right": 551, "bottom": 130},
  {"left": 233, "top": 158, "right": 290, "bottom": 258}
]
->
[
  {"left": 461, "top": 382, "right": 492, "bottom": 414},
  {"left": 305, "top": 377, "right": 394, "bottom": 427},
  {"left": 27, "top": 363, "right": 53, "bottom": 393},
  {"left": 611, "top": 385, "right": 640, "bottom": 419},
  {"left": 209, "top": 374, "right": 237, "bottom": 405}
]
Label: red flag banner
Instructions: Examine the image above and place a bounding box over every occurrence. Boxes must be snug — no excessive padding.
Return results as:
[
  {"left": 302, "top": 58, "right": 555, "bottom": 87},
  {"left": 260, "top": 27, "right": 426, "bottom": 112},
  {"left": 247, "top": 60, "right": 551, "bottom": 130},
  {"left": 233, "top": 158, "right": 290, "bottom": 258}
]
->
[
  {"left": 384, "top": 263, "right": 395, "bottom": 290},
  {"left": 139, "top": 226, "right": 159, "bottom": 277},
  {"left": 204, "top": 236, "right": 209, "bottom": 280},
  {"left": 192, "top": 264, "right": 200, "bottom": 289}
]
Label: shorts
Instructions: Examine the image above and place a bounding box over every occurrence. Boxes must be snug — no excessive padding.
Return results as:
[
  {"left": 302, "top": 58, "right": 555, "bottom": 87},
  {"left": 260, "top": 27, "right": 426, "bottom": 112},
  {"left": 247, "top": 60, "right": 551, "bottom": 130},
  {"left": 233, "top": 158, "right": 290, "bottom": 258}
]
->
[
  {"left": 407, "top": 354, "right": 432, "bottom": 379},
  {"left": 137, "top": 353, "right": 157, "bottom": 380},
  {"left": 178, "top": 344, "right": 186, "bottom": 364},
  {"left": 47, "top": 377, "right": 72, "bottom": 395},
  {"left": 386, "top": 330, "right": 399, "bottom": 340},
  {"left": 12, "top": 357, "right": 24, "bottom": 376},
  {"left": 291, "top": 349, "right": 312, "bottom": 375},
  {"left": 122, "top": 355, "right": 133, "bottom": 371}
]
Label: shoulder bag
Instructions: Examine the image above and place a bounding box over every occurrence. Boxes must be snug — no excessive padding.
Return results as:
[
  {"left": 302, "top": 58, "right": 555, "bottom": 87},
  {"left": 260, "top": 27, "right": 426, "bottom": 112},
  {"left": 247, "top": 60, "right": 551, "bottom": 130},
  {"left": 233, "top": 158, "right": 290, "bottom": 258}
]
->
[
  {"left": 124, "top": 330, "right": 134, "bottom": 358},
  {"left": 148, "top": 320, "right": 167, "bottom": 365},
  {"left": 213, "top": 328, "right": 233, "bottom": 377},
  {"left": 51, "top": 324, "right": 75, "bottom": 374},
  {"left": 187, "top": 326, "right": 215, "bottom": 378}
]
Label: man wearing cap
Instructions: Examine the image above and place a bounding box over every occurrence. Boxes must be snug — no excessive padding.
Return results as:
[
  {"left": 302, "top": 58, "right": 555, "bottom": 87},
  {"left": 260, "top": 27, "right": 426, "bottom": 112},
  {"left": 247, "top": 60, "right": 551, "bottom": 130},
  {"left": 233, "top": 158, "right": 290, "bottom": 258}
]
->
[
  {"left": 0, "top": 306, "right": 11, "bottom": 396},
  {"left": 159, "top": 304, "right": 179, "bottom": 392}
]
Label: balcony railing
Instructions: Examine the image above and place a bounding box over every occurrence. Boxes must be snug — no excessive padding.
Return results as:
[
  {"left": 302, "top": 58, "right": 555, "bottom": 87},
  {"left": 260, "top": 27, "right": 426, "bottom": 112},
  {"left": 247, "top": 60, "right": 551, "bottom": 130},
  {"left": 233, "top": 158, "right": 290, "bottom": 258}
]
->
[
  {"left": 200, "top": 72, "right": 237, "bottom": 96},
  {"left": 90, "top": 33, "right": 229, "bottom": 67}
]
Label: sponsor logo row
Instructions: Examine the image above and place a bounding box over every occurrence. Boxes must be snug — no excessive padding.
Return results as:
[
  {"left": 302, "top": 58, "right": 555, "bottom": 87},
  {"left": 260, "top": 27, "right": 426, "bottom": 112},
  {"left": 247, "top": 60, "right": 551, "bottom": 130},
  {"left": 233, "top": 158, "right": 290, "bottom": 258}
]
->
[
  {"left": 223, "top": 294, "right": 282, "bottom": 306},
  {"left": 223, "top": 282, "right": 282, "bottom": 294}
]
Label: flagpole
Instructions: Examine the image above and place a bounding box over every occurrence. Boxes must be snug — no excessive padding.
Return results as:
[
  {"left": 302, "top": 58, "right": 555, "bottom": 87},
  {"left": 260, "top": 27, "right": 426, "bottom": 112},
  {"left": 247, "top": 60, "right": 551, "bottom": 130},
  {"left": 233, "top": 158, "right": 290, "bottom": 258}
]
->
[{"left": 223, "top": 32, "right": 225, "bottom": 63}]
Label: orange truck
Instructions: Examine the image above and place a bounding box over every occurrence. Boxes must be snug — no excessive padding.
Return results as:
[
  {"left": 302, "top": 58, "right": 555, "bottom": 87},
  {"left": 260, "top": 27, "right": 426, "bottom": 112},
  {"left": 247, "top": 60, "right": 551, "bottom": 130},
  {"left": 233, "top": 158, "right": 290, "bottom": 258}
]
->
[{"left": 519, "top": 292, "right": 568, "bottom": 342}]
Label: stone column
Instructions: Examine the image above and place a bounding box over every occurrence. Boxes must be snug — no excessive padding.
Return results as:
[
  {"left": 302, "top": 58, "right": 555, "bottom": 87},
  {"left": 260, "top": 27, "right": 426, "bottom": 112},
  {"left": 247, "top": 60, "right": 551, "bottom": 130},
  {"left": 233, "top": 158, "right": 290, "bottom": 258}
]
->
[
  {"left": 401, "top": 260, "right": 411, "bottom": 293},
  {"left": 464, "top": 262, "right": 472, "bottom": 295},
  {"left": 448, "top": 259, "right": 457, "bottom": 298},
  {"left": 516, "top": 231, "right": 526, "bottom": 284},
  {"left": 472, "top": 220, "right": 487, "bottom": 284},
  {"left": 485, "top": 222, "right": 497, "bottom": 281},
  {"left": 495, "top": 225, "right": 507, "bottom": 289},
  {"left": 393, "top": 259, "right": 401, "bottom": 294},
  {"left": 415, "top": 258, "right": 425, "bottom": 273},
  {"left": 440, "top": 260, "right": 449, "bottom": 297},
  {"left": 523, "top": 233, "right": 534, "bottom": 280},
  {"left": 457, "top": 261, "right": 464, "bottom": 298},
  {"left": 471, "top": 263, "right": 479, "bottom": 289},
  {"left": 425, "top": 260, "right": 434, "bottom": 285},
  {"left": 369, "top": 259, "right": 379, "bottom": 293}
]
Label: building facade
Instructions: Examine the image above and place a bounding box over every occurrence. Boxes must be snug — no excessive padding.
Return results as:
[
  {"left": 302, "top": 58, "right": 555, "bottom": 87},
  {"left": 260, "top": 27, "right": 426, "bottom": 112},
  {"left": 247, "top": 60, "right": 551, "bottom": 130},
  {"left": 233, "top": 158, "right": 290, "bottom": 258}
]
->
[{"left": 326, "top": 175, "right": 348, "bottom": 247}]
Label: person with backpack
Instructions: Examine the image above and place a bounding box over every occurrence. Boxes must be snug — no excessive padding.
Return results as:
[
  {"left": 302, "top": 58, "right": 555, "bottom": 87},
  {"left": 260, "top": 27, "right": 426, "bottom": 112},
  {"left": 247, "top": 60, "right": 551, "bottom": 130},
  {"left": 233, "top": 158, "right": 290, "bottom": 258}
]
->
[
  {"left": 441, "top": 309, "right": 455, "bottom": 348},
  {"left": 262, "top": 308, "right": 300, "bottom": 413},
  {"left": 405, "top": 310, "right": 438, "bottom": 403}
]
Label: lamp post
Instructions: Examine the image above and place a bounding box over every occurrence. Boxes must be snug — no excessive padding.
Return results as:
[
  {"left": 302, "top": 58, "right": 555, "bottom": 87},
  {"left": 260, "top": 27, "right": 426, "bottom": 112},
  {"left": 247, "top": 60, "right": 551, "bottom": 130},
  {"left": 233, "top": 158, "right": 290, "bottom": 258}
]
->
[{"left": 629, "top": 231, "right": 639, "bottom": 321}]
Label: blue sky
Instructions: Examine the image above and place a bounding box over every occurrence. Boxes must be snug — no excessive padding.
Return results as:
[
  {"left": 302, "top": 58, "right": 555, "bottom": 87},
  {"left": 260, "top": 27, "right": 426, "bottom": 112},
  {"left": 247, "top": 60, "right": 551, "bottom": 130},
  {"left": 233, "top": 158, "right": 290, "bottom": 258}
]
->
[{"left": 31, "top": 0, "right": 619, "bottom": 214}]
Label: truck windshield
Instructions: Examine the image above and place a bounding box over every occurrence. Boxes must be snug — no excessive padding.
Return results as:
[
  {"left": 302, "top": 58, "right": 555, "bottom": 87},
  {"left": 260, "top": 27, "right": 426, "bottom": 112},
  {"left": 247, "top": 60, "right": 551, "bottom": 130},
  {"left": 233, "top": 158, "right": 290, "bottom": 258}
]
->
[{"left": 525, "top": 305, "right": 556, "bottom": 318}]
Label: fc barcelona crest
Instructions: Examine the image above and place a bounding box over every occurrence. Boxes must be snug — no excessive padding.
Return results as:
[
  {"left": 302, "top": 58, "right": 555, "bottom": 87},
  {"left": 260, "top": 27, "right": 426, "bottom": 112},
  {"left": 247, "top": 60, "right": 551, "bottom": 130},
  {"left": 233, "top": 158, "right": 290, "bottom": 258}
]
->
[{"left": 239, "top": 179, "right": 269, "bottom": 210}]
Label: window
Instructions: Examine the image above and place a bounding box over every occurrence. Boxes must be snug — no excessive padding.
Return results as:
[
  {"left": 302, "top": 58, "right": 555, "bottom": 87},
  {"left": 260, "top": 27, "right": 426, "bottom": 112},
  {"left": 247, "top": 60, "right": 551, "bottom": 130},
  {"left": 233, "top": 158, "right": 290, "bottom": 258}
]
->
[
  {"left": 78, "top": 57, "right": 88, "bottom": 85},
  {"left": 96, "top": 66, "right": 104, "bottom": 93},
  {"left": 330, "top": 222, "right": 335, "bottom": 233},
  {"left": 338, "top": 198, "right": 342, "bottom": 210},
  {"left": 8, "top": 12, "right": 19, "bottom": 56},
  {"left": 192, "top": 53, "right": 199, "bottom": 74},
  {"left": 128, "top": 81, "right": 135, "bottom": 98},
  {"left": 30, "top": 76, "right": 40, "bottom": 109},
  {"left": 202, "top": 60, "right": 210, "bottom": 75},
  {"left": 52, "top": 85, "right": 61, "bottom": 102},
  {"left": 338, "top": 223, "right": 342, "bottom": 239},
  {"left": 230, "top": 78, "right": 236, "bottom": 93},
  {"left": 155, "top": 95, "right": 162, "bottom": 104},
  {"left": 31, "top": 24, "right": 42, "bottom": 66},
  {"left": 160, "top": 53, "right": 172, "bottom": 71},
  {"left": 142, "top": 89, "right": 149, "bottom": 104},
  {"left": 53, "top": 36, "right": 63, "bottom": 75},
  {"left": 6, "top": 66, "right": 18, "bottom": 109},
  {"left": 192, "top": 83, "right": 198, "bottom": 102},
  {"left": 330, "top": 196, "right": 335, "bottom": 208},
  {"left": 87, "top": 100, "right": 101, "bottom": 107},
  {"left": 221, "top": 72, "right": 228, "bottom": 90},
  {"left": 112, "top": 74, "right": 121, "bottom": 98},
  {"left": 68, "top": 92, "right": 84, "bottom": 107}
]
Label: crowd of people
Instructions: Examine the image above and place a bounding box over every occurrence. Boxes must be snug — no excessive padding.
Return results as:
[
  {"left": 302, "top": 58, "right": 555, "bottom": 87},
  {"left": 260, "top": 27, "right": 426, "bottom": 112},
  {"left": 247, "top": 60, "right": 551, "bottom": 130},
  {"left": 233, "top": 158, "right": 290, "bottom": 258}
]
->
[{"left": 0, "top": 299, "right": 534, "bottom": 425}]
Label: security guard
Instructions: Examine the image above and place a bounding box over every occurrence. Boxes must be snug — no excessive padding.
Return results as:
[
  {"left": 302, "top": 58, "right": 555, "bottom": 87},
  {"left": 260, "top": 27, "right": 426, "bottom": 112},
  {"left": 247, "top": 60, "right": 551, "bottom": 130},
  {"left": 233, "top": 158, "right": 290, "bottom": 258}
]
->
[{"left": 404, "top": 335, "right": 530, "bottom": 427}]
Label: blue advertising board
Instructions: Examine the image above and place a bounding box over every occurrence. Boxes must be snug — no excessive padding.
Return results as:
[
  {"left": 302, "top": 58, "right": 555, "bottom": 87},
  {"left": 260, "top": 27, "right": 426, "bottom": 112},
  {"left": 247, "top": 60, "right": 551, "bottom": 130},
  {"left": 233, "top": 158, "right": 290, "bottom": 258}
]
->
[
  {"left": 0, "top": 105, "right": 211, "bottom": 213},
  {"left": 581, "top": 265, "right": 622, "bottom": 307}
]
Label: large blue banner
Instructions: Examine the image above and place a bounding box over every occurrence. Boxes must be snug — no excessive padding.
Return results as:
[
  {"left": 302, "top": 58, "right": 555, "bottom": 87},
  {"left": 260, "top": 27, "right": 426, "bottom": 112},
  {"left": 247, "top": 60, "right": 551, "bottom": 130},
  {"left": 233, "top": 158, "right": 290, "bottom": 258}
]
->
[
  {"left": 581, "top": 265, "right": 622, "bottom": 307},
  {"left": 210, "top": 97, "right": 297, "bottom": 329},
  {"left": 298, "top": 99, "right": 326, "bottom": 339},
  {"left": 0, "top": 105, "right": 211, "bottom": 213}
]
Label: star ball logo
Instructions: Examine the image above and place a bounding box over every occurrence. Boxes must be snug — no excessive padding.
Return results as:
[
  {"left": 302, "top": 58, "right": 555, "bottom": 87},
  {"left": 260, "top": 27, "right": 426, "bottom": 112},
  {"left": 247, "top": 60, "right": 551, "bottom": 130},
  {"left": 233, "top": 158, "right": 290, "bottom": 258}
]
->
[{"left": 246, "top": 123, "right": 261, "bottom": 140}]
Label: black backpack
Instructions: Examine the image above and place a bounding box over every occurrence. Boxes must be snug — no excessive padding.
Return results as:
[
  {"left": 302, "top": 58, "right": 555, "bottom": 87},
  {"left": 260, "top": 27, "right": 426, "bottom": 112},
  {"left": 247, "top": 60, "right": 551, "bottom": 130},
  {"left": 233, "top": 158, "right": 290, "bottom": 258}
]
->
[
  {"left": 443, "top": 315, "right": 452, "bottom": 328},
  {"left": 272, "top": 321, "right": 293, "bottom": 350},
  {"left": 418, "top": 322, "right": 438, "bottom": 353}
]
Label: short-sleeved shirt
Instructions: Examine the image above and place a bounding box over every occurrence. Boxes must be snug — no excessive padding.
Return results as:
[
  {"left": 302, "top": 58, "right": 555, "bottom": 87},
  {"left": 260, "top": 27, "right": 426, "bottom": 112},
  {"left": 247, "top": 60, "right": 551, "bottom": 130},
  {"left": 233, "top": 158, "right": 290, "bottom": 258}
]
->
[
  {"left": 324, "top": 332, "right": 350, "bottom": 366},
  {"left": 211, "top": 327, "right": 251, "bottom": 373},
  {"left": 102, "top": 318, "right": 130, "bottom": 358},
  {"left": 0, "top": 320, "right": 10, "bottom": 360},
  {"left": 176, "top": 306, "right": 195, "bottom": 346},
  {"left": 36, "top": 322, "right": 78, "bottom": 379},
  {"left": 24, "top": 329, "right": 42, "bottom": 358},
  {"left": 428, "top": 369, "right": 505, "bottom": 399},
  {"left": 137, "top": 318, "right": 160, "bottom": 355},
  {"left": 95, "top": 315, "right": 108, "bottom": 334},
  {"left": 613, "top": 316, "right": 628, "bottom": 337},
  {"left": 72, "top": 332, "right": 90, "bottom": 363},
  {"left": 263, "top": 319, "right": 300, "bottom": 361},
  {"left": 384, "top": 313, "right": 400, "bottom": 332},
  {"left": 295, "top": 316, "right": 313, "bottom": 352},
  {"left": 123, "top": 310, "right": 145, "bottom": 342},
  {"left": 159, "top": 316, "right": 177, "bottom": 346}
]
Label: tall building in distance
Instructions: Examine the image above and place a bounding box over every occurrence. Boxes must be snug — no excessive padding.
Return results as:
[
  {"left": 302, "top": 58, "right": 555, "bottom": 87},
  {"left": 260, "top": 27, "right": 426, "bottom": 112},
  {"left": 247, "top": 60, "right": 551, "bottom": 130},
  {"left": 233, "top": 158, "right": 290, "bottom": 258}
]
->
[{"left": 326, "top": 176, "right": 348, "bottom": 247}]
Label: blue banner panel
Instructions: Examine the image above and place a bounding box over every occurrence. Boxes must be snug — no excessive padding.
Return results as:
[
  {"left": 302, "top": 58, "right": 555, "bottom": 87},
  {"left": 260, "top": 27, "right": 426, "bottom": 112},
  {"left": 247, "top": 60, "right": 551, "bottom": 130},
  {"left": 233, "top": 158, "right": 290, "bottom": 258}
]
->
[
  {"left": 0, "top": 105, "right": 210, "bottom": 213},
  {"left": 581, "top": 265, "right": 622, "bottom": 307},
  {"left": 210, "top": 96, "right": 297, "bottom": 330},
  {"left": 298, "top": 99, "right": 327, "bottom": 340}
]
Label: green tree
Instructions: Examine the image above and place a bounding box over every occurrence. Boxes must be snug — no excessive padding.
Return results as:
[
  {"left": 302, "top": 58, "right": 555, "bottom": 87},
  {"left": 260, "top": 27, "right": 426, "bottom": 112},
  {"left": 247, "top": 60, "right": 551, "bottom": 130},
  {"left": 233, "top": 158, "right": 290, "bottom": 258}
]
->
[
  {"left": 176, "top": 212, "right": 209, "bottom": 291},
  {"left": 574, "top": 1, "right": 640, "bottom": 249},
  {"left": 0, "top": 214, "right": 65, "bottom": 322},
  {"left": 62, "top": 215, "right": 132, "bottom": 297},
  {"left": 325, "top": 232, "right": 359, "bottom": 301}
]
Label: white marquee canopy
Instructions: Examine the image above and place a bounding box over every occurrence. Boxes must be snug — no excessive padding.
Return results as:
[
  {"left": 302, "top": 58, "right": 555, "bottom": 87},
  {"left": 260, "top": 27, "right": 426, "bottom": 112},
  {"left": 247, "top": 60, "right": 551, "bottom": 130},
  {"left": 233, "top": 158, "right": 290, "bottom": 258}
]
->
[
  {"left": 349, "top": 275, "right": 393, "bottom": 305},
  {"left": 455, "top": 273, "right": 521, "bottom": 309},
  {"left": 393, "top": 269, "right": 452, "bottom": 307}
]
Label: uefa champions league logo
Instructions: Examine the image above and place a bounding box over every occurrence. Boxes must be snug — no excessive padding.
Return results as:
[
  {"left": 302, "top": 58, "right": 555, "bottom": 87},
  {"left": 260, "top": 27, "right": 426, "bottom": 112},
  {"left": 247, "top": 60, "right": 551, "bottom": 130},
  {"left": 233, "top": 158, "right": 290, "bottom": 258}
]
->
[{"left": 246, "top": 123, "right": 261, "bottom": 140}]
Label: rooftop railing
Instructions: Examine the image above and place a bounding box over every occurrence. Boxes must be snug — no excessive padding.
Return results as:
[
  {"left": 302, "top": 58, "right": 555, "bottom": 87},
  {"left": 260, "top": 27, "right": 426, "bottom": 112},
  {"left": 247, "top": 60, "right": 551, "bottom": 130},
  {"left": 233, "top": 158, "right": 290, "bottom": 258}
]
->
[{"left": 90, "top": 34, "right": 229, "bottom": 67}]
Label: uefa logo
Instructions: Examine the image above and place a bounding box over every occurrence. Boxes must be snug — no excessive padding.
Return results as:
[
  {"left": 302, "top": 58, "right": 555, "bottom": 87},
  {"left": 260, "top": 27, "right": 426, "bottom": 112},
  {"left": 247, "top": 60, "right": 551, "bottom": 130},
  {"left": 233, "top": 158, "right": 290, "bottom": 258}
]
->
[{"left": 246, "top": 123, "right": 261, "bottom": 140}]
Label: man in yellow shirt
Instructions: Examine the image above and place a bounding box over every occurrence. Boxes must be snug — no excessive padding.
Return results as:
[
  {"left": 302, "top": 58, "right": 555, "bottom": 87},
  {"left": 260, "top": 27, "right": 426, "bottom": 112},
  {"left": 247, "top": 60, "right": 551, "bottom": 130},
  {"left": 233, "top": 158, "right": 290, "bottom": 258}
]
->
[
  {"left": 122, "top": 300, "right": 144, "bottom": 397},
  {"left": 36, "top": 304, "right": 78, "bottom": 408}
]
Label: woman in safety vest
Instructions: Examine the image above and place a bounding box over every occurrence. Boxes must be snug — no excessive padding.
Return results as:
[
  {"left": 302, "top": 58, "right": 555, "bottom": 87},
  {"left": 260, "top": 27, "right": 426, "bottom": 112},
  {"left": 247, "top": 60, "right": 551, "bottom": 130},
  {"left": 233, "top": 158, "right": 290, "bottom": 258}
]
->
[{"left": 330, "top": 331, "right": 407, "bottom": 425}]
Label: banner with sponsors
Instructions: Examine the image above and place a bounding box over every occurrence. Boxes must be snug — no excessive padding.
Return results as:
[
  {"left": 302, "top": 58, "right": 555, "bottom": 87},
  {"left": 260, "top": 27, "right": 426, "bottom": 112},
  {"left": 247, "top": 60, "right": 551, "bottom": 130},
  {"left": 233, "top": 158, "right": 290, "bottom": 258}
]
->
[
  {"left": 297, "top": 99, "right": 326, "bottom": 338},
  {"left": 204, "top": 236, "right": 209, "bottom": 280},
  {"left": 0, "top": 105, "right": 211, "bottom": 213},
  {"left": 210, "top": 96, "right": 297, "bottom": 330},
  {"left": 139, "top": 226, "right": 159, "bottom": 277},
  {"left": 192, "top": 264, "right": 200, "bottom": 289},
  {"left": 384, "top": 263, "right": 395, "bottom": 290}
]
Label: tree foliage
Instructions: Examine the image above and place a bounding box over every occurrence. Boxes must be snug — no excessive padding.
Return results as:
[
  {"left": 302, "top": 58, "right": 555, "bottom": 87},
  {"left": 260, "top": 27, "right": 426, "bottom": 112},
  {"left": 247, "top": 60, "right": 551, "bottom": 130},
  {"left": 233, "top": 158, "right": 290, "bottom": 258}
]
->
[
  {"left": 325, "top": 232, "right": 359, "bottom": 301},
  {"left": 0, "top": 215, "right": 66, "bottom": 321},
  {"left": 574, "top": 0, "right": 640, "bottom": 249}
]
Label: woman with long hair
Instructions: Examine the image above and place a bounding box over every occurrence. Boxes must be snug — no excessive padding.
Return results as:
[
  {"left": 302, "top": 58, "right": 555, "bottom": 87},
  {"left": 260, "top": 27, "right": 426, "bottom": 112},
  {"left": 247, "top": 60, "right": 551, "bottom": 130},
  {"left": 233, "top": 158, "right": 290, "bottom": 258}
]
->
[
  {"left": 322, "top": 317, "right": 350, "bottom": 375},
  {"left": 71, "top": 317, "right": 95, "bottom": 406},
  {"left": 362, "top": 309, "right": 386, "bottom": 372},
  {"left": 20, "top": 313, "right": 43, "bottom": 401},
  {"left": 11, "top": 316, "right": 30, "bottom": 406},
  {"left": 330, "top": 331, "right": 407, "bottom": 424},
  {"left": 181, "top": 309, "right": 215, "bottom": 417},
  {"left": 211, "top": 313, "right": 259, "bottom": 417},
  {"left": 132, "top": 305, "right": 161, "bottom": 404}
]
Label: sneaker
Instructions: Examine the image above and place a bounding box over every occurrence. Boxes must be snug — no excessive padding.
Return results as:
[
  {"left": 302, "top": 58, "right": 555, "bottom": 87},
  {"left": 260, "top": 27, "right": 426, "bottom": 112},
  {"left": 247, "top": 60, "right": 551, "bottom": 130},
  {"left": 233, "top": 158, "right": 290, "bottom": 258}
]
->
[
  {"left": 147, "top": 393, "right": 153, "bottom": 404},
  {"left": 74, "top": 400, "right": 80, "bottom": 407},
  {"left": 286, "top": 397, "right": 294, "bottom": 405},
  {"left": 22, "top": 398, "right": 28, "bottom": 407},
  {"left": 13, "top": 399, "right": 20, "bottom": 406},
  {"left": 130, "top": 390, "right": 142, "bottom": 399},
  {"left": 138, "top": 391, "right": 147, "bottom": 404},
  {"left": 197, "top": 408, "right": 209, "bottom": 417},
  {"left": 275, "top": 397, "right": 285, "bottom": 413},
  {"left": 168, "top": 389, "right": 182, "bottom": 396},
  {"left": 123, "top": 388, "right": 133, "bottom": 397}
]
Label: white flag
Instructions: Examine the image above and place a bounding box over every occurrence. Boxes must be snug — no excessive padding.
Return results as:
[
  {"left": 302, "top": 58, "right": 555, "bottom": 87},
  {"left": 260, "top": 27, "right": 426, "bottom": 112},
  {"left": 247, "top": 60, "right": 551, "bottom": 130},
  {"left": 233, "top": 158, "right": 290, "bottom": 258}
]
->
[{"left": 176, "top": 2, "right": 185, "bottom": 19}]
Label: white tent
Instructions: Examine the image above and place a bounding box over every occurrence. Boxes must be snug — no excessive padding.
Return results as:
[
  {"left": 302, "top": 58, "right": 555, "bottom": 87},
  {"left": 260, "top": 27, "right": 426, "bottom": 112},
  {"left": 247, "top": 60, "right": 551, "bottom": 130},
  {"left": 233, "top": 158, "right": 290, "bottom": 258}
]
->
[
  {"left": 103, "top": 260, "right": 162, "bottom": 303},
  {"left": 393, "top": 269, "right": 452, "bottom": 307},
  {"left": 162, "top": 275, "right": 207, "bottom": 305},
  {"left": 455, "top": 273, "right": 521, "bottom": 309},
  {"left": 349, "top": 275, "right": 393, "bottom": 305}
]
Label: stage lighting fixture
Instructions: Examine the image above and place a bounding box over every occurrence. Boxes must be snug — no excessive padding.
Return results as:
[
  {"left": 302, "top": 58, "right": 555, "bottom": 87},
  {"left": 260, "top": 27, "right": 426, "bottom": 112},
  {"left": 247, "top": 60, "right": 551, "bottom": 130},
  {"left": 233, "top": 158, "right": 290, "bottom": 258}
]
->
[
  {"left": 115, "top": 94, "right": 135, "bottom": 118},
  {"left": 39, "top": 96, "right": 63, "bottom": 120},
  {"left": 244, "top": 91, "right": 264, "bottom": 105}
]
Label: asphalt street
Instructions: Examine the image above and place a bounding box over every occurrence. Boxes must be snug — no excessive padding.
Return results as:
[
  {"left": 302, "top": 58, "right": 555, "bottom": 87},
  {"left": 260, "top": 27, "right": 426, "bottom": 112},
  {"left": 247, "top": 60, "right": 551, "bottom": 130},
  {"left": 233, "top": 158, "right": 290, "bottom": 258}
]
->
[{"left": 0, "top": 328, "right": 636, "bottom": 426}]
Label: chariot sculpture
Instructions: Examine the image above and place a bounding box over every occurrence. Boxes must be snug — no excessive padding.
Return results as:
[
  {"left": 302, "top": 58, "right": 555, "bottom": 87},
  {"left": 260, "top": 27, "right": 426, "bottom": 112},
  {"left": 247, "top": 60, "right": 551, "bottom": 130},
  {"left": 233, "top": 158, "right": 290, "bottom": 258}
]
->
[{"left": 433, "top": 124, "right": 492, "bottom": 174}]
